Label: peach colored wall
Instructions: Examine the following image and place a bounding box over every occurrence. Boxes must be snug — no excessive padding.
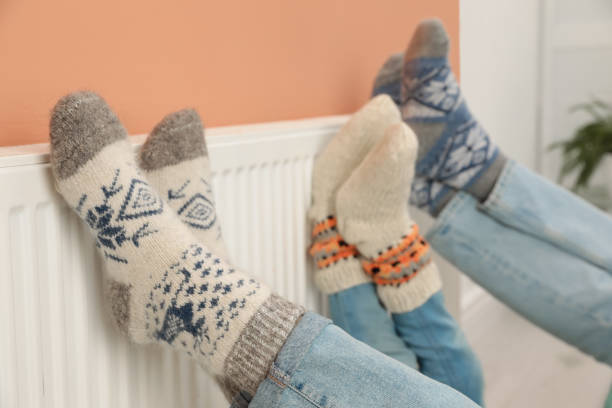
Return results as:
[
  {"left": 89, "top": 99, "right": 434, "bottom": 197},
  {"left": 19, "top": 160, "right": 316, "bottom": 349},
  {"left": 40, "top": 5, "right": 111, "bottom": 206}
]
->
[{"left": 0, "top": 0, "right": 459, "bottom": 146}]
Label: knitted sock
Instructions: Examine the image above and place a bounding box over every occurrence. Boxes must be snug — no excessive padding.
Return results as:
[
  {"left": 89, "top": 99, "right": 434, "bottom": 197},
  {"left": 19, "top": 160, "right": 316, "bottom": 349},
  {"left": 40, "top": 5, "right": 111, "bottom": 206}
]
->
[
  {"left": 139, "top": 109, "right": 228, "bottom": 259},
  {"left": 403, "top": 19, "right": 506, "bottom": 203},
  {"left": 336, "top": 122, "right": 441, "bottom": 313},
  {"left": 49, "top": 92, "right": 304, "bottom": 401},
  {"left": 309, "top": 95, "right": 401, "bottom": 294},
  {"left": 372, "top": 53, "right": 456, "bottom": 216},
  {"left": 372, "top": 20, "right": 507, "bottom": 213}
]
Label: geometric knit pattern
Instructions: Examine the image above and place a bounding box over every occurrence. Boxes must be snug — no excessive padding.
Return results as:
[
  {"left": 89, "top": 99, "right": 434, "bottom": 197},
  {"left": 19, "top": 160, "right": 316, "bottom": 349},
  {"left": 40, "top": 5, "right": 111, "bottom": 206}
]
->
[
  {"left": 139, "top": 109, "right": 227, "bottom": 258},
  {"left": 409, "top": 176, "right": 447, "bottom": 211},
  {"left": 361, "top": 224, "right": 432, "bottom": 286},
  {"left": 75, "top": 165, "right": 263, "bottom": 359},
  {"left": 309, "top": 216, "right": 359, "bottom": 269},
  {"left": 171, "top": 178, "right": 222, "bottom": 238},
  {"left": 76, "top": 170, "right": 161, "bottom": 265},
  {"left": 372, "top": 58, "right": 453, "bottom": 215},
  {"left": 135, "top": 108, "right": 300, "bottom": 399},
  {"left": 307, "top": 214, "right": 370, "bottom": 295},
  {"left": 171, "top": 179, "right": 216, "bottom": 229},
  {"left": 402, "top": 57, "right": 498, "bottom": 204}
]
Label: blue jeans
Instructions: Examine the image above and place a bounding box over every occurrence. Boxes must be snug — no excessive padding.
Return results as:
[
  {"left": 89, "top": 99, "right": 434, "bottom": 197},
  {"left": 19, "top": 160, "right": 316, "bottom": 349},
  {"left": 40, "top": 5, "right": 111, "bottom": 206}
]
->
[
  {"left": 329, "top": 284, "right": 483, "bottom": 405},
  {"left": 427, "top": 161, "right": 612, "bottom": 365},
  {"left": 234, "top": 312, "right": 479, "bottom": 408},
  {"left": 475, "top": 160, "right": 612, "bottom": 274}
]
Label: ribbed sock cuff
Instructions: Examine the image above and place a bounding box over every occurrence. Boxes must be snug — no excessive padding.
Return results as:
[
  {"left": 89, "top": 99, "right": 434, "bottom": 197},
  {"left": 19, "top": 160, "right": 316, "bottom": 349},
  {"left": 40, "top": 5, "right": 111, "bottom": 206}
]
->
[
  {"left": 313, "top": 257, "right": 373, "bottom": 294},
  {"left": 377, "top": 262, "right": 442, "bottom": 313},
  {"left": 219, "top": 294, "right": 305, "bottom": 400}
]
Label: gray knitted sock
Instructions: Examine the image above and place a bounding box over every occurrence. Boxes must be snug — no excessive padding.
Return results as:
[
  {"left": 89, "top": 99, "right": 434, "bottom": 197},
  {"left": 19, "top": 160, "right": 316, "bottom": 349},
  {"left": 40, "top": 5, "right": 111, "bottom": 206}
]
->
[{"left": 50, "top": 91, "right": 304, "bottom": 402}]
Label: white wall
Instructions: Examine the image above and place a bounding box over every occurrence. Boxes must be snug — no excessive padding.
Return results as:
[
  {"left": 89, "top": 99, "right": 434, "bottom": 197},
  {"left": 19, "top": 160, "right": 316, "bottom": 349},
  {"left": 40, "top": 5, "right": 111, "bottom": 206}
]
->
[
  {"left": 539, "top": 0, "right": 612, "bottom": 184},
  {"left": 458, "top": 1, "right": 612, "bottom": 406},
  {"left": 460, "top": 0, "right": 541, "bottom": 171},
  {"left": 458, "top": 0, "right": 541, "bottom": 309}
]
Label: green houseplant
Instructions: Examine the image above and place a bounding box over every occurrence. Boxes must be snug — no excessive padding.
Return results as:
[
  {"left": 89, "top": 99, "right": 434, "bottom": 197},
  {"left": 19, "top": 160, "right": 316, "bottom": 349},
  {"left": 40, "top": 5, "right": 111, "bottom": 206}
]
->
[{"left": 551, "top": 99, "right": 612, "bottom": 191}]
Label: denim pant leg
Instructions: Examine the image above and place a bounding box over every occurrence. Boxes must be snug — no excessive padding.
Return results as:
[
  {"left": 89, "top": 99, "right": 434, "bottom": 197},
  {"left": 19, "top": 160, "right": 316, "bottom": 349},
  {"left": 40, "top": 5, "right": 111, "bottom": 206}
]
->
[
  {"left": 482, "top": 160, "right": 612, "bottom": 273},
  {"left": 328, "top": 283, "right": 418, "bottom": 370},
  {"left": 427, "top": 192, "right": 612, "bottom": 365},
  {"left": 247, "top": 312, "right": 480, "bottom": 408},
  {"left": 392, "top": 291, "right": 484, "bottom": 406}
]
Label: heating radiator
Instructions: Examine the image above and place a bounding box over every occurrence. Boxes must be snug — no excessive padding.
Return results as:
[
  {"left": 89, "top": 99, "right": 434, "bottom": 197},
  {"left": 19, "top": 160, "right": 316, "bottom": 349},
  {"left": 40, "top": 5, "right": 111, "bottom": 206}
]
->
[{"left": 0, "top": 116, "right": 460, "bottom": 408}]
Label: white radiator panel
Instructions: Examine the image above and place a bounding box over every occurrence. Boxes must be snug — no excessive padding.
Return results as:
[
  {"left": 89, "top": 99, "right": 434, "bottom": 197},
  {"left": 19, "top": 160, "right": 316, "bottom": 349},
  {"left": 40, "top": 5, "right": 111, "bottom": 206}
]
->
[
  {"left": 0, "top": 115, "right": 460, "bottom": 408},
  {"left": 0, "top": 116, "right": 344, "bottom": 408}
]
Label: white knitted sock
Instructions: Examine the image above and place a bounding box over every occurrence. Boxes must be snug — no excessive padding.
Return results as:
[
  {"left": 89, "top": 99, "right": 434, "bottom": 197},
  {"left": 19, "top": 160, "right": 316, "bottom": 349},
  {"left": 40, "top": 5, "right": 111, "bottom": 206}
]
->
[
  {"left": 336, "top": 122, "right": 441, "bottom": 313},
  {"left": 308, "top": 95, "right": 401, "bottom": 294},
  {"left": 139, "top": 109, "right": 228, "bottom": 259},
  {"left": 49, "top": 92, "right": 304, "bottom": 400}
]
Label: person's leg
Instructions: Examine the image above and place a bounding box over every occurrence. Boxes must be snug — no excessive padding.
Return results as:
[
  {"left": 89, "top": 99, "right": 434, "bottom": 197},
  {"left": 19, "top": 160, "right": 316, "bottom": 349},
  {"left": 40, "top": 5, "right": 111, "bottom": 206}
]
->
[
  {"left": 392, "top": 291, "right": 484, "bottom": 405},
  {"left": 308, "top": 98, "right": 421, "bottom": 370},
  {"left": 605, "top": 382, "right": 612, "bottom": 408},
  {"left": 246, "top": 312, "right": 480, "bottom": 408},
  {"left": 427, "top": 192, "right": 612, "bottom": 365},
  {"left": 372, "top": 20, "right": 612, "bottom": 275},
  {"left": 328, "top": 283, "right": 419, "bottom": 369},
  {"left": 335, "top": 124, "right": 483, "bottom": 404},
  {"left": 373, "top": 19, "right": 504, "bottom": 216},
  {"left": 480, "top": 160, "right": 612, "bottom": 274}
]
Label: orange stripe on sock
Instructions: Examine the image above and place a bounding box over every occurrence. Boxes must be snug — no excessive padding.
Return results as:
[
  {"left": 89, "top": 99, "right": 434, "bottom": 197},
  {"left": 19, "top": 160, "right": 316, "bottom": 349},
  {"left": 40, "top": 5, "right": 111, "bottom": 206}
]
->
[
  {"left": 369, "top": 259, "right": 433, "bottom": 285},
  {"left": 310, "top": 216, "right": 358, "bottom": 269},
  {"left": 373, "top": 224, "right": 421, "bottom": 263},
  {"left": 316, "top": 247, "right": 358, "bottom": 269},
  {"left": 309, "top": 235, "right": 351, "bottom": 256},
  {"left": 363, "top": 226, "right": 431, "bottom": 285},
  {"left": 311, "top": 217, "right": 337, "bottom": 237}
]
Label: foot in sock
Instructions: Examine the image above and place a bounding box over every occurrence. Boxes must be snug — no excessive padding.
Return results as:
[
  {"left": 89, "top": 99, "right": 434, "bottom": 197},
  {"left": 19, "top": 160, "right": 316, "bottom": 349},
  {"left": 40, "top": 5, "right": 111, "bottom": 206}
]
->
[
  {"left": 336, "top": 122, "right": 441, "bottom": 312},
  {"left": 373, "top": 53, "right": 456, "bottom": 216},
  {"left": 373, "top": 19, "right": 507, "bottom": 214},
  {"left": 308, "top": 94, "right": 402, "bottom": 294},
  {"left": 139, "top": 109, "right": 228, "bottom": 259},
  {"left": 335, "top": 124, "right": 484, "bottom": 402},
  {"left": 49, "top": 91, "right": 304, "bottom": 400}
]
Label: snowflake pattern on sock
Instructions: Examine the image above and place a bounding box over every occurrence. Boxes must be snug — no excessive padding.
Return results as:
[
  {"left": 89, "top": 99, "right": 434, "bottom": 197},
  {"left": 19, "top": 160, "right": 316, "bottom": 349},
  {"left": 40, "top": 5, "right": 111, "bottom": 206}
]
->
[
  {"left": 402, "top": 58, "right": 498, "bottom": 200},
  {"left": 402, "top": 64, "right": 461, "bottom": 119},
  {"left": 423, "top": 120, "right": 497, "bottom": 189}
]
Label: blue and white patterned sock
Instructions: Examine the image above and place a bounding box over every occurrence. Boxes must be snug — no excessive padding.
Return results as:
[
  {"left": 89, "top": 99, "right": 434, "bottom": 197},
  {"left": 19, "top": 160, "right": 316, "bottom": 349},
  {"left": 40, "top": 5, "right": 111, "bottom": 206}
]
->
[
  {"left": 373, "top": 19, "right": 506, "bottom": 215},
  {"left": 373, "top": 54, "right": 456, "bottom": 216}
]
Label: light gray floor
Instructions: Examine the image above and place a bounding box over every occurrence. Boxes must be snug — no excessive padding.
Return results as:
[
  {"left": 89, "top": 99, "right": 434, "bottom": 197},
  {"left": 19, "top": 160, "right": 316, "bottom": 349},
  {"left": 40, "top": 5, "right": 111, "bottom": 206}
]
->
[{"left": 462, "top": 289, "right": 612, "bottom": 407}]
